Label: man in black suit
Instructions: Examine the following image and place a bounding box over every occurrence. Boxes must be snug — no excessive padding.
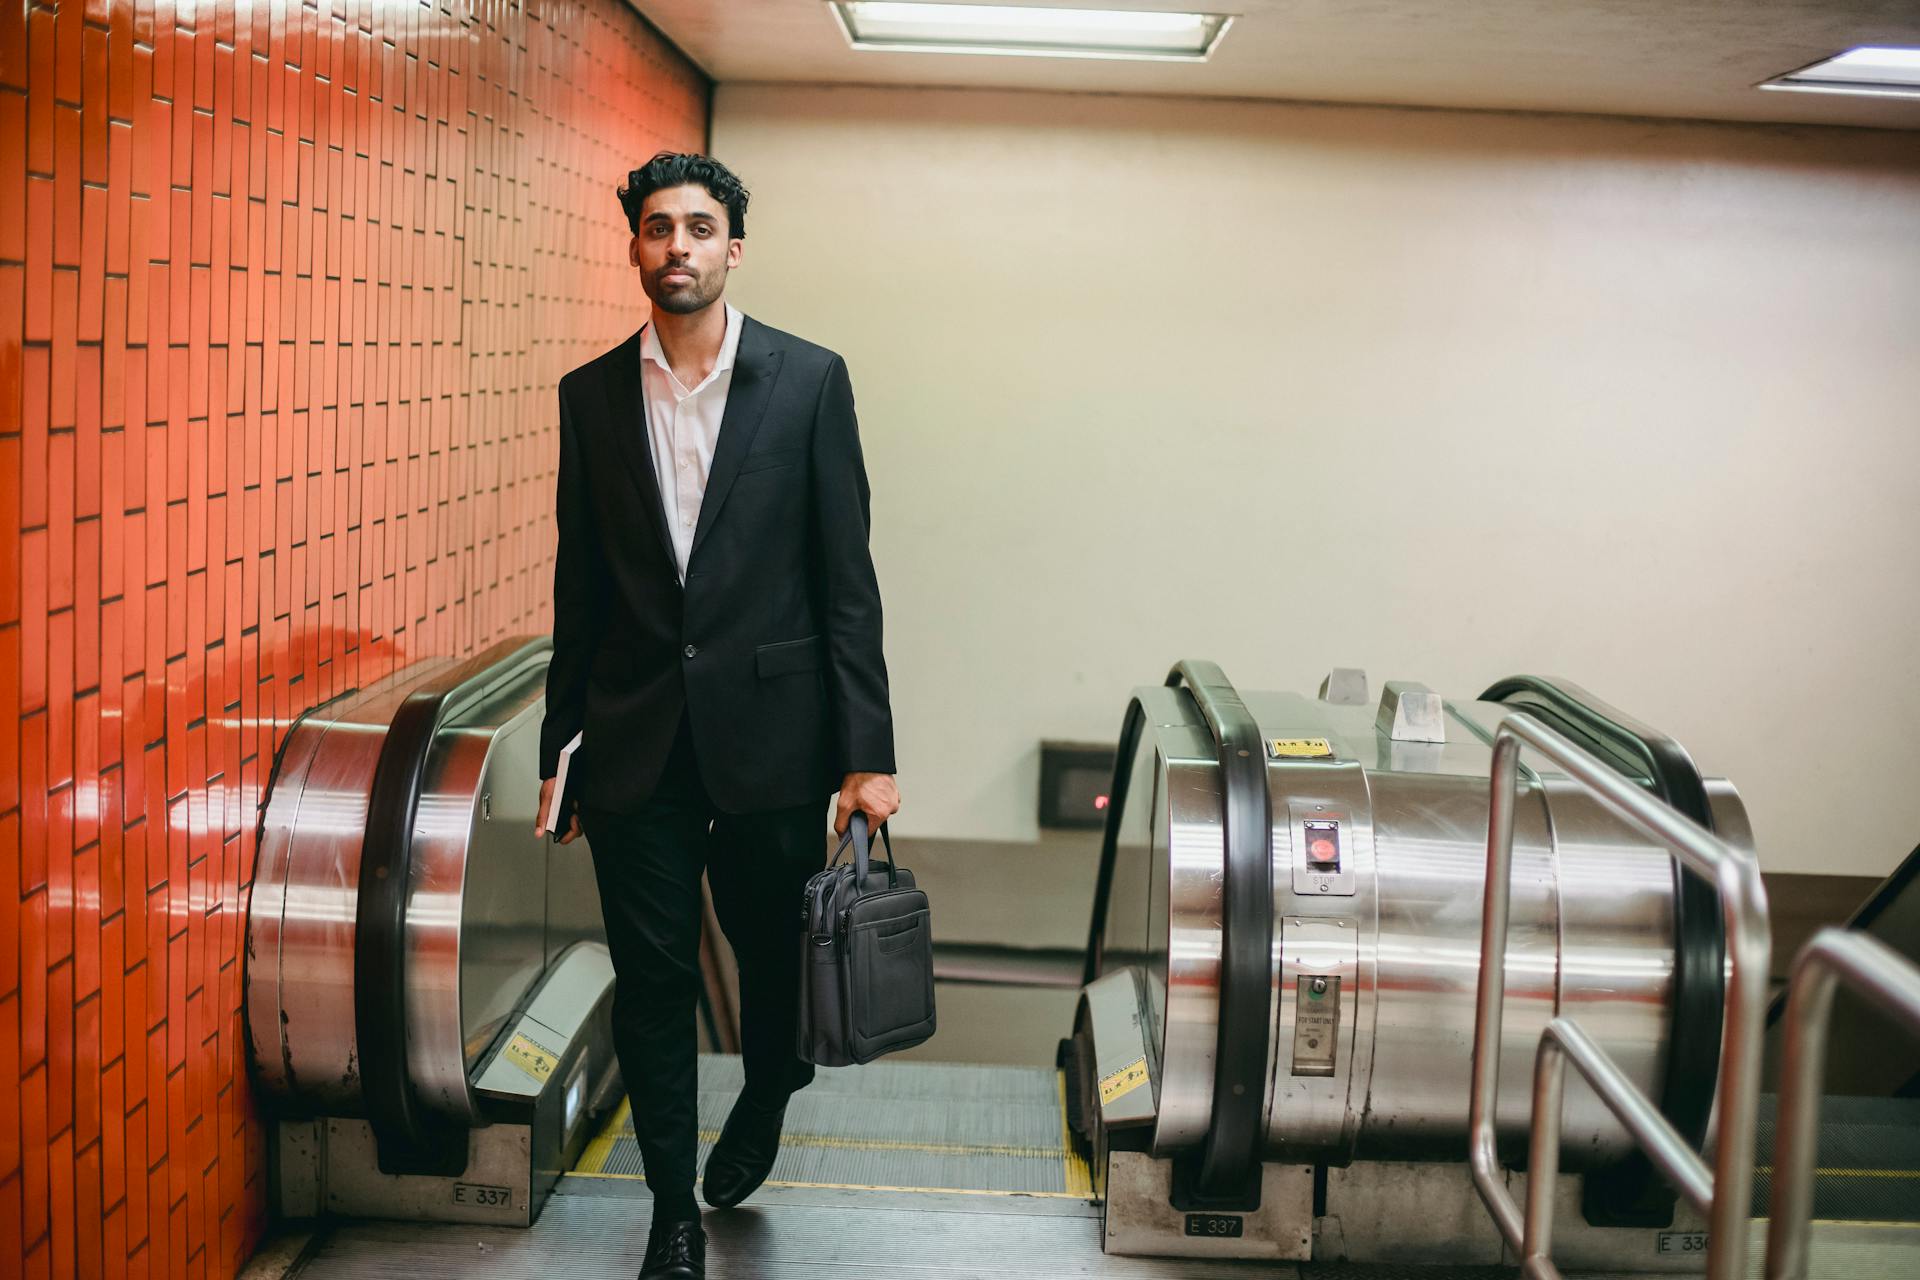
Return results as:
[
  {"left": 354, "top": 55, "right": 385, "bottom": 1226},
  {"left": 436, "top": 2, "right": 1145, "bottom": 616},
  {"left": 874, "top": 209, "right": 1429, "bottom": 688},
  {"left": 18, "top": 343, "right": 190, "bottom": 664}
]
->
[{"left": 533, "top": 152, "right": 900, "bottom": 1280}]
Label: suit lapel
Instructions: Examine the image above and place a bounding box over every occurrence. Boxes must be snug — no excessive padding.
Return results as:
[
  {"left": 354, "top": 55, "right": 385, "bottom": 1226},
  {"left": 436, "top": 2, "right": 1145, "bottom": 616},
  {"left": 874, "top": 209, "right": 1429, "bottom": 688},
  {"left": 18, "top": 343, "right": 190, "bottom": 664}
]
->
[
  {"left": 689, "top": 315, "right": 783, "bottom": 565},
  {"left": 601, "top": 326, "right": 678, "bottom": 577}
]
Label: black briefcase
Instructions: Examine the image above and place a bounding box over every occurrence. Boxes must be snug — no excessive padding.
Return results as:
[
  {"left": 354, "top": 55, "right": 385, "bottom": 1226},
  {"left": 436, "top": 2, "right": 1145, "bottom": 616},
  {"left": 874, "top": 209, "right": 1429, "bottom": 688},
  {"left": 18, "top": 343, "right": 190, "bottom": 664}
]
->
[{"left": 798, "top": 813, "right": 936, "bottom": 1066}]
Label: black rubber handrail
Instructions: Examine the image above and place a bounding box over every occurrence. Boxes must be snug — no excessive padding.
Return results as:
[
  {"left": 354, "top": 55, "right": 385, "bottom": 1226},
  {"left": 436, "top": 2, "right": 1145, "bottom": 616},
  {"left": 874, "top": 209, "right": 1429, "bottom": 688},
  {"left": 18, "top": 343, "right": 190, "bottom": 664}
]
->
[
  {"left": 1765, "top": 838, "right": 1920, "bottom": 1028},
  {"left": 1480, "top": 675, "right": 1725, "bottom": 1224},
  {"left": 355, "top": 635, "right": 553, "bottom": 1174},
  {"left": 1084, "top": 661, "right": 1273, "bottom": 1207}
]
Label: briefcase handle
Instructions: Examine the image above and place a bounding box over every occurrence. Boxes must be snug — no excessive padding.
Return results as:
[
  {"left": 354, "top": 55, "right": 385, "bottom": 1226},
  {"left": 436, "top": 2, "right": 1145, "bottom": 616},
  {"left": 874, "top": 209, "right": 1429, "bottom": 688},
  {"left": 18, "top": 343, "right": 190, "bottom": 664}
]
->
[{"left": 831, "top": 811, "right": 898, "bottom": 891}]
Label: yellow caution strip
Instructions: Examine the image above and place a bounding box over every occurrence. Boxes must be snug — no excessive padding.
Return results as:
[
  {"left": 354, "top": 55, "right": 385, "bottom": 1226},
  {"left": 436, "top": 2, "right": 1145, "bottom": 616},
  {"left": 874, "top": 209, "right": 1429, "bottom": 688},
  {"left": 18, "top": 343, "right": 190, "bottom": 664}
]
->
[
  {"left": 704, "top": 1129, "right": 1070, "bottom": 1162},
  {"left": 1056, "top": 1069, "right": 1094, "bottom": 1198},
  {"left": 575, "top": 1098, "right": 630, "bottom": 1175},
  {"left": 1754, "top": 1165, "right": 1920, "bottom": 1181},
  {"left": 571, "top": 1170, "right": 1087, "bottom": 1199},
  {"left": 589, "top": 1114, "right": 1075, "bottom": 1163}
]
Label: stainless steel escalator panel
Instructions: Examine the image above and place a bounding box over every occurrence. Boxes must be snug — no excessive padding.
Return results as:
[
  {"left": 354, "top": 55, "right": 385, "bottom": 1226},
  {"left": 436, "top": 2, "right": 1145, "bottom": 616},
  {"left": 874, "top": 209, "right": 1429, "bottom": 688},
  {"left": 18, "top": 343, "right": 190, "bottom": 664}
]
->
[
  {"left": 246, "top": 647, "right": 591, "bottom": 1127},
  {"left": 400, "top": 635, "right": 595, "bottom": 1125},
  {"left": 248, "top": 659, "right": 457, "bottom": 1114},
  {"left": 404, "top": 700, "right": 551, "bottom": 1124},
  {"left": 1148, "top": 720, "right": 1227, "bottom": 1155},
  {"left": 1105, "top": 675, "right": 1747, "bottom": 1172},
  {"left": 1539, "top": 780, "right": 1693, "bottom": 1155},
  {"left": 244, "top": 698, "right": 329, "bottom": 1102},
  {"left": 1303, "top": 760, "right": 1556, "bottom": 1162}
]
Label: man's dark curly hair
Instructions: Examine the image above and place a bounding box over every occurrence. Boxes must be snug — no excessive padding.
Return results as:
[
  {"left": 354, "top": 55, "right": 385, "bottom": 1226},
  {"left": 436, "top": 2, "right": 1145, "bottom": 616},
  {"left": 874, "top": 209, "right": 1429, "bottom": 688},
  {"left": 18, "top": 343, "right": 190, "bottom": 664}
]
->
[{"left": 617, "top": 152, "right": 750, "bottom": 240}]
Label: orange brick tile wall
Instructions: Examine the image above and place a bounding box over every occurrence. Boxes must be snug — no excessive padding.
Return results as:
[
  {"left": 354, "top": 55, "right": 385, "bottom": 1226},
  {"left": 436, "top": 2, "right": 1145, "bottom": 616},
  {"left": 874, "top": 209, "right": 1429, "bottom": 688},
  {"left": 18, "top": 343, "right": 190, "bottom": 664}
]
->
[{"left": 0, "top": 1, "right": 708, "bottom": 1276}]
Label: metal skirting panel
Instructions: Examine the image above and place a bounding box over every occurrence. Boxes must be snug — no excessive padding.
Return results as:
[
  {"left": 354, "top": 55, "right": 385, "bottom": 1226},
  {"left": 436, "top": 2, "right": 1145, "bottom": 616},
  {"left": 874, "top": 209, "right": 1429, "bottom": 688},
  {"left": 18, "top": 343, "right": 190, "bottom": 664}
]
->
[
  {"left": 573, "top": 1054, "right": 1093, "bottom": 1198},
  {"left": 289, "top": 1183, "right": 1279, "bottom": 1277}
]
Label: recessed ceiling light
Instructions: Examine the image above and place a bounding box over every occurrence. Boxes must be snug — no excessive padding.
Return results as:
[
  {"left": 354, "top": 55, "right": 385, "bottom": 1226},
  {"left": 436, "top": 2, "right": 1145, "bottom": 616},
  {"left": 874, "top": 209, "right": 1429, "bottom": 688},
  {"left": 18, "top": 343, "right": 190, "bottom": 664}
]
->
[
  {"left": 1758, "top": 46, "right": 1920, "bottom": 99},
  {"left": 830, "top": 2, "right": 1235, "bottom": 63}
]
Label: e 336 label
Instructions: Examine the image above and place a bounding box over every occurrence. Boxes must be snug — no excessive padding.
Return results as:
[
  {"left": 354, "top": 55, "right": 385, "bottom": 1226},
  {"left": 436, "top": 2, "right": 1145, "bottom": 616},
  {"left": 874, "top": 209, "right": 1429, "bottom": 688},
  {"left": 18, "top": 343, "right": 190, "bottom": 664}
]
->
[{"left": 1657, "top": 1231, "right": 1707, "bottom": 1255}]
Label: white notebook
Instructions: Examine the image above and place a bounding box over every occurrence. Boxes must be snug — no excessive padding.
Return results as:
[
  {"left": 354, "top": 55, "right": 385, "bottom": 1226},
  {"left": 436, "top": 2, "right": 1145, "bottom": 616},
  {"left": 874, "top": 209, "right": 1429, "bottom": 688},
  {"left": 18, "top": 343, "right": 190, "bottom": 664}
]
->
[{"left": 543, "top": 730, "right": 584, "bottom": 834}]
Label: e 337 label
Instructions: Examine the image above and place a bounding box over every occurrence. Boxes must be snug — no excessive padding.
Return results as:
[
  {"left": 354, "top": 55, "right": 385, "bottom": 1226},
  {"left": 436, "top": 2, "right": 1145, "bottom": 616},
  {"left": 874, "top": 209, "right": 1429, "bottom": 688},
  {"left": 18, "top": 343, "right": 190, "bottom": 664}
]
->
[
  {"left": 452, "top": 1181, "right": 513, "bottom": 1209},
  {"left": 1185, "top": 1213, "right": 1244, "bottom": 1238}
]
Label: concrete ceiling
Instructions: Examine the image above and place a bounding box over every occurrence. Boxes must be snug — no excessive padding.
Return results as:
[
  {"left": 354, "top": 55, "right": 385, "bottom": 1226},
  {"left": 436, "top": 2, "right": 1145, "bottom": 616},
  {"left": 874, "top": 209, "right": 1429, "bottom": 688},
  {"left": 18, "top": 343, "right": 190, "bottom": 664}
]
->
[{"left": 630, "top": 0, "right": 1920, "bottom": 131}]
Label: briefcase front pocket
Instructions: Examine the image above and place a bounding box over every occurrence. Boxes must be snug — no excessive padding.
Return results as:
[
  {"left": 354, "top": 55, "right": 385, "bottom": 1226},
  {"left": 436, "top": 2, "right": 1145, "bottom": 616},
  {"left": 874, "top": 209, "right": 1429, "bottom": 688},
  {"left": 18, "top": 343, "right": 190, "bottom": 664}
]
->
[{"left": 845, "top": 905, "right": 935, "bottom": 1061}]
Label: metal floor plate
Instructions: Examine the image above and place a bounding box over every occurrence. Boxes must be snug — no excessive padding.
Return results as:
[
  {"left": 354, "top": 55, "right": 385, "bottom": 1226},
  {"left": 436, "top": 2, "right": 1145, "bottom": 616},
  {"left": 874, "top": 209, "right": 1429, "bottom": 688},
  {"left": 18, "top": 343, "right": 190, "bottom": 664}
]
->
[
  {"left": 292, "top": 1180, "right": 1278, "bottom": 1277},
  {"left": 573, "top": 1053, "right": 1093, "bottom": 1198},
  {"left": 288, "top": 1199, "right": 1920, "bottom": 1280},
  {"left": 283, "top": 1058, "right": 1920, "bottom": 1279}
]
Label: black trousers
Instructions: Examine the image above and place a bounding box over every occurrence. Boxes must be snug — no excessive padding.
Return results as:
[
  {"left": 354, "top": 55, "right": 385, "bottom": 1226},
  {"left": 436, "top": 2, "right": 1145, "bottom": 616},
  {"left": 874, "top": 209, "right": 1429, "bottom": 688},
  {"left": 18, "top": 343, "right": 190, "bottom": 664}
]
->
[{"left": 577, "top": 711, "right": 827, "bottom": 1220}]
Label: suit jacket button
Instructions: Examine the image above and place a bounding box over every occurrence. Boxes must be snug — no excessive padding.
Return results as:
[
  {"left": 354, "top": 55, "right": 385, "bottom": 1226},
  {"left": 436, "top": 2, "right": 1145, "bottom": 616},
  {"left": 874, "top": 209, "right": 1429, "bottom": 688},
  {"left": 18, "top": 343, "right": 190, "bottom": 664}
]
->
[{"left": 683, "top": 644, "right": 698, "bottom": 659}]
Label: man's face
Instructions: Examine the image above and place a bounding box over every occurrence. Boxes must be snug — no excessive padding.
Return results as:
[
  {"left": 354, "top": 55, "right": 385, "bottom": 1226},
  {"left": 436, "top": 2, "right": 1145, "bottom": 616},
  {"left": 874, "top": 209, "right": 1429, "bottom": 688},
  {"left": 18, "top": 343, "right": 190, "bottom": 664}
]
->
[{"left": 631, "top": 184, "right": 742, "bottom": 315}]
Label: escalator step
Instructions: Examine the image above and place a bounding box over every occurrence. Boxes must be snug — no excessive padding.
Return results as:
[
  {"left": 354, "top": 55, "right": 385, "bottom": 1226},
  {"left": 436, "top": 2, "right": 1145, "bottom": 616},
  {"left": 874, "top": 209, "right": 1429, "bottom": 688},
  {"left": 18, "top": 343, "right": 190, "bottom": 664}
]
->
[
  {"left": 571, "top": 1053, "right": 1094, "bottom": 1198},
  {"left": 1752, "top": 1096, "right": 1920, "bottom": 1223}
]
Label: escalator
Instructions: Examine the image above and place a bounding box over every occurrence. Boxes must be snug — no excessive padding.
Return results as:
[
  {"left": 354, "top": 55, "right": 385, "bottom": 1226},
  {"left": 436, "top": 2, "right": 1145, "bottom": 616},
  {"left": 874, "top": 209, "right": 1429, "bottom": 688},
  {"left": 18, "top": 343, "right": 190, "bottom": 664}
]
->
[
  {"left": 246, "top": 638, "right": 622, "bottom": 1225},
  {"left": 241, "top": 647, "right": 1920, "bottom": 1276}
]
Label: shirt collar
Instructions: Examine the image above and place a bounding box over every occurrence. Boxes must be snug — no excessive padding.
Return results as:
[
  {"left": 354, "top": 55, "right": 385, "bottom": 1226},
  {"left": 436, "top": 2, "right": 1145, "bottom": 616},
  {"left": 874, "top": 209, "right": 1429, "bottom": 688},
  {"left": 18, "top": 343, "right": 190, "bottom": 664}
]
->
[{"left": 640, "top": 301, "right": 743, "bottom": 385}]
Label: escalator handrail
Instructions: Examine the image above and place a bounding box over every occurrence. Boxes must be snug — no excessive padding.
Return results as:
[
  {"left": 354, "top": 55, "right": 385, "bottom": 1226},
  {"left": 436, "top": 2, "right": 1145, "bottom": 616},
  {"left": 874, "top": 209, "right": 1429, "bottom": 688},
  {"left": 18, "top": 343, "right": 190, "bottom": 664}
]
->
[
  {"left": 1084, "top": 660, "right": 1273, "bottom": 1204},
  {"left": 355, "top": 634, "right": 554, "bottom": 1171},
  {"left": 1839, "top": 839, "right": 1920, "bottom": 935},
  {"left": 1479, "top": 675, "right": 1726, "bottom": 1163},
  {"left": 1765, "top": 838, "right": 1920, "bottom": 1027}
]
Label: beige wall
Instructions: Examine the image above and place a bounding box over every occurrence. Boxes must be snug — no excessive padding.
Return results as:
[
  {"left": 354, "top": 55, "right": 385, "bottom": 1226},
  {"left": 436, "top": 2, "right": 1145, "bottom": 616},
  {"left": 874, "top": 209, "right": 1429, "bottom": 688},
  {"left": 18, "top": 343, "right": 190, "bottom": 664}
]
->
[{"left": 711, "top": 84, "right": 1920, "bottom": 878}]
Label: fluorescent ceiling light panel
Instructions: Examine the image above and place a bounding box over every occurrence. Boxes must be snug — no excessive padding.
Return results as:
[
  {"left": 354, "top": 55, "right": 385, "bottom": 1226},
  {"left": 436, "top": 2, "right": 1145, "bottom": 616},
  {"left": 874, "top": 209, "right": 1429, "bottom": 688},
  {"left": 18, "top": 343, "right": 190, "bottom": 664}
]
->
[
  {"left": 1758, "top": 46, "right": 1920, "bottom": 99},
  {"left": 832, "top": 3, "right": 1234, "bottom": 62}
]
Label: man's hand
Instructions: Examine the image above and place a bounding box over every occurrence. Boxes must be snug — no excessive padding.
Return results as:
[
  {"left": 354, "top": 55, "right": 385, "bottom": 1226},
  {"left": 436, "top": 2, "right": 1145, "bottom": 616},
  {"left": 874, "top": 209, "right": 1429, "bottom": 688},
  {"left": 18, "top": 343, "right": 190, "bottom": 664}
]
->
[
  {"left": 535, "top": 776, "right": 584, "bottom": 844},
  {"left": 834, "top": 772, "right": 900, "bottom": 836}
]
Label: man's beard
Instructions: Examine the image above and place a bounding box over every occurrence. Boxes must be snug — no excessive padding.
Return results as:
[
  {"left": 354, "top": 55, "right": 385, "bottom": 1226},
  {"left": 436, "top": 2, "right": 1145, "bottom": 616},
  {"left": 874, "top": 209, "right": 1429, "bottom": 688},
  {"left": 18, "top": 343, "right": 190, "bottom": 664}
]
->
[{"left": 648, "top": 266, "right": 724, "bottom": 314}]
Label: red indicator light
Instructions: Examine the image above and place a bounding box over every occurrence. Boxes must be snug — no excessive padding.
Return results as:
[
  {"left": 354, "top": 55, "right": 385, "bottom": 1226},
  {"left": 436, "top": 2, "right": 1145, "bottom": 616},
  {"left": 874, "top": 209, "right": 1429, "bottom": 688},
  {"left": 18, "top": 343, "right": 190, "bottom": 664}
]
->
[{"left": 1094, "top": 795, "right": 1109, "bottom": 810}]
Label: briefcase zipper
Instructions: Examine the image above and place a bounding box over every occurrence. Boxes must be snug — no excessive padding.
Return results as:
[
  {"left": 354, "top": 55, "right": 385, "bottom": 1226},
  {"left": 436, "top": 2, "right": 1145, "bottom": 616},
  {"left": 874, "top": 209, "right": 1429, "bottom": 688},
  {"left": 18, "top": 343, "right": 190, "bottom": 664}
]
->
[
  {"left": 802, "top": 890, "right": 833, "bottom": 946},
  {"left": 805, "top": 884, "right": 922, "bottom": 946}
]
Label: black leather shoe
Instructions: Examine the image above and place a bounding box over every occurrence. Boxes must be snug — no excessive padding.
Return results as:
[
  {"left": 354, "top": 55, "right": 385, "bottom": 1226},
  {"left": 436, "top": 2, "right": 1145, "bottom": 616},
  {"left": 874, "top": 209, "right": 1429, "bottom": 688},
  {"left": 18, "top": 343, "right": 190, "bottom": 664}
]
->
[
  {"left": 639, "top": 1217, "right": 705, "bottom": 1279},
  {"left": 702, "top": 1093, "right": 789, "bottom": 1209}
]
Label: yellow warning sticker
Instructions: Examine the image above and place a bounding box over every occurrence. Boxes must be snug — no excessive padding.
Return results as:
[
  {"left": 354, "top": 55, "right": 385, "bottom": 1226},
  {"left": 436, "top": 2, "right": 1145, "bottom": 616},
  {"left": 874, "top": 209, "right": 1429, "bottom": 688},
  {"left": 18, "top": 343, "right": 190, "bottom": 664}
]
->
[
  {"left": 1099, "top": 1057, "right": 1150, "bottom": 1106},
  {"left": 1270, "top": 738, "right": 1334, "bottom": 760},
  {"left": 503, "top": 1032, "right": 561, "bottom": 1083}
]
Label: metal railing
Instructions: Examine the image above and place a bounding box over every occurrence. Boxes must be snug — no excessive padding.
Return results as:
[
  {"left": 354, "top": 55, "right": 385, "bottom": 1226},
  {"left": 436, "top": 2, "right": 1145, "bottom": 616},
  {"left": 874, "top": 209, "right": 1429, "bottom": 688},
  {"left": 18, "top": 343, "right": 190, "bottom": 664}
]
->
[
  {"left": 1468, "top": 712, "right": 1772, "bottom": 1280},
  {"left": 1765, "top": 929, "right": 1920, "bottom": 1280}
]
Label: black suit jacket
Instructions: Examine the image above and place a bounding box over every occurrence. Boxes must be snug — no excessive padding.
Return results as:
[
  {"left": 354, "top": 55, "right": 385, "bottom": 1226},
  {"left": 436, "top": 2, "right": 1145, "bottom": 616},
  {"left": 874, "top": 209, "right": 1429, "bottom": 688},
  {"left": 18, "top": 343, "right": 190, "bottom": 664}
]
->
[{"left": 538, "top": 313, "right": 895, "bottom": 814}]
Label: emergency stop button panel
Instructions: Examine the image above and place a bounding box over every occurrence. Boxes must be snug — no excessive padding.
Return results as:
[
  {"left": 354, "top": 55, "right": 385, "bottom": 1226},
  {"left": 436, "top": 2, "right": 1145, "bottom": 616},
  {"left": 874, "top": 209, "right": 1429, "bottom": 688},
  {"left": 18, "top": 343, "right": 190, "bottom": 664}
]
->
[{"left": 1289, "top": 802, "right": 1357, "bottom": 896}]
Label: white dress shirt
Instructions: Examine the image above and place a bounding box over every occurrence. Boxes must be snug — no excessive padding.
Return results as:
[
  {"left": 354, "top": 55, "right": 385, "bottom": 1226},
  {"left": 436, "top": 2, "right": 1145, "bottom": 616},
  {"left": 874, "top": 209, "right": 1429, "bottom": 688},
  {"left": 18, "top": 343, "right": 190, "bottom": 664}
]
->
[{"left": 640, "top": 301, "right": 744, "bottom": 583}]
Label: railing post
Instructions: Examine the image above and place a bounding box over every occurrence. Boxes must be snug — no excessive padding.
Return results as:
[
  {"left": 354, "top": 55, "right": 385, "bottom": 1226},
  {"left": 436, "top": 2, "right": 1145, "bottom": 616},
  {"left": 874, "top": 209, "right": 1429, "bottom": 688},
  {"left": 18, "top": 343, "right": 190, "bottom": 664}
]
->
[
  {"left": 1467, "top": 731, "right": 1527, "bottom": 1249},
  {"left": 1765, "top": 930, "right": 1920, "bottom": 1280},
  {"left": 1468, "top": 713, "right": 1770, "bottom": 1280},
  {"left": 1523, "top": 1034, "right": 1568, "bottom": 1274}
]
